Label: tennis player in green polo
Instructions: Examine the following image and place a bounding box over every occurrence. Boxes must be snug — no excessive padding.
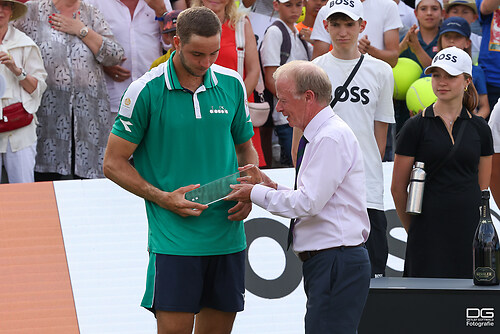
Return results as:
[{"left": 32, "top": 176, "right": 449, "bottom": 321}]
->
[{"left": 103, "top": 7, "right": 258, "bottom": 334}]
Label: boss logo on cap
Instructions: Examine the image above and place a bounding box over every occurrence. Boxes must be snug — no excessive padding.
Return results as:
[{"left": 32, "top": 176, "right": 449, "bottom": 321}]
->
[
  {"left": 330, "top": 0, "right": 355, "bottom": 8},
  {"left": 433, "top": 53, "right": 458, "bottom": 63}
]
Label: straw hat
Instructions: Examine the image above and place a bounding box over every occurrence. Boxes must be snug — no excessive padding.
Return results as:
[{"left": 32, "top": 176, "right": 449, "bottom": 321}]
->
[{"left": 4, "top": 0, "right": 28, "bottom": 22}]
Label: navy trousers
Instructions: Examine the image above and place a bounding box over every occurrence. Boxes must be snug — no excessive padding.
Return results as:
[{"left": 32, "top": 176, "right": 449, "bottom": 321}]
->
[{"left": 302, "top": 246, "right": 371, "bottom": 334}]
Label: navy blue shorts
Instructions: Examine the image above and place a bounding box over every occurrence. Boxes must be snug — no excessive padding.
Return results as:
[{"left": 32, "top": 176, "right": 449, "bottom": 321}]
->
[{"left": 141, "top": 251, "right": 245, "bottom": 314}]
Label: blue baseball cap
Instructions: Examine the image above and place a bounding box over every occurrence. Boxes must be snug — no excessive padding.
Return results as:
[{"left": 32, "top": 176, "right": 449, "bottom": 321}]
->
[{"left": 439, "top": 16, "right": 471, "bottom": 39}]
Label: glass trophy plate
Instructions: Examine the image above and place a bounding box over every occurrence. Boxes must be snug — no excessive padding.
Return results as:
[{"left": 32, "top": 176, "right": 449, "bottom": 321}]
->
[{"left": 185, "top": 165, "right": 261, "bottom": 205}]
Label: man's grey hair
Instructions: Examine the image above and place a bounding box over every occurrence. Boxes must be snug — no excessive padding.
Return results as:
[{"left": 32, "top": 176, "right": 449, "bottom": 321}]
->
[{"left": 273, "top": 61, "right": 332, "bottom": 105}]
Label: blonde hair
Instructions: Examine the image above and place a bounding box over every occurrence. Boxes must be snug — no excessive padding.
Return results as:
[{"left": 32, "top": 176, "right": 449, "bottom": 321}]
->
[{"left": 190, "top": 0, "right": 243, "bottom": 29}]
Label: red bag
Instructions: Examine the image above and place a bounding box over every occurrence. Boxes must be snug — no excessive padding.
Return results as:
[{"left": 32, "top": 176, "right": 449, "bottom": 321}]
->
[{"left": 0, "top": 102, "right": 33, "bottom": 133}]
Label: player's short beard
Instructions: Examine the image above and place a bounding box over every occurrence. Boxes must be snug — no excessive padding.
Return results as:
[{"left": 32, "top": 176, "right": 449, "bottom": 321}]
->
[{"left": 178, "top": 48, "right": 204, "bottom": 78}]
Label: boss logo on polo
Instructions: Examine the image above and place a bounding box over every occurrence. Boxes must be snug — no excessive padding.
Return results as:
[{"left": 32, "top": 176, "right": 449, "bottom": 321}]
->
[
  {"left": 330, "top": 0, "right": 355, "bottom": 8},
  {"left": 433, "top": 53, "right": 458, "bottom": 63},
  {"left": 210, "top": 106, "right": 229, "bottom": 114}
]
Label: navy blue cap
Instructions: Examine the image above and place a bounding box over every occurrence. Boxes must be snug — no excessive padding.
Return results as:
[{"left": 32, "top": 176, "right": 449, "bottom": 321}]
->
[{"left": 439, "top": 16, "right": 471, "bottom": 39}]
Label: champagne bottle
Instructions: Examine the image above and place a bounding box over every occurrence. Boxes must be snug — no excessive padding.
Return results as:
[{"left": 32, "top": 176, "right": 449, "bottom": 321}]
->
[{"left": 473, "top": 190, "right": 500, "bottom": 285}]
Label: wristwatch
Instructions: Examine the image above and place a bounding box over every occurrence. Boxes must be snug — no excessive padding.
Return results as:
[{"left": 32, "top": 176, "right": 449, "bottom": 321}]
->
[
  {"left": 16, "top": 68, "right": 27, "bottom": 81},
  {"left": 79, "top": 26, "right": 89, "bottom": 39}
]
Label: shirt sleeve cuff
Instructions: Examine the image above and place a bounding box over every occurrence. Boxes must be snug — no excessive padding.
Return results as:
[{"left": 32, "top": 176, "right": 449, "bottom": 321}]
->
[
  {"left": 277, "top": 183, "right": 291, "bottom": 191},
  {"left": 251, "top": 184, "right": 273, "bottom": 208}
]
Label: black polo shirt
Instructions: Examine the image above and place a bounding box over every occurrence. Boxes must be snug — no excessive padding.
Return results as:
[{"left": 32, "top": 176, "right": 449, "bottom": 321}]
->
[
  {"left": 395, "top": 104, "right": 493, "bottom": 192},
  {"left": 396, "top": 104, "right": 493, "bottom": 278}
]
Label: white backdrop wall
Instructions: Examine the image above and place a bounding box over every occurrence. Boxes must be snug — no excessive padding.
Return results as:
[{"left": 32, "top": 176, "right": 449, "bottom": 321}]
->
[{"left": 53, "top": 163, "right": 500, "bottom": 333}]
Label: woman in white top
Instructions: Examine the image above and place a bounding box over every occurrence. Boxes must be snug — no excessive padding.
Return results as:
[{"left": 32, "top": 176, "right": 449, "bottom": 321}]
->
[{"left": 0, "top": 0, "right": 47, "bottom": 183}]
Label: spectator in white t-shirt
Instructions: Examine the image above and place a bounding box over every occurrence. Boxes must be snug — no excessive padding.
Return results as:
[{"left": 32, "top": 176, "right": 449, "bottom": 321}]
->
[
  {"left": 295, "top": 0, "right": 395, "bottom": 277},
  {"left": 396, "top": 0, "right": 418, "bottom": 31},
  {"left": 311, "top": 0, "right": 403, "bottom": 67},
  {"left": 260, "top": 0, "right": 312, "bottom": 167}
]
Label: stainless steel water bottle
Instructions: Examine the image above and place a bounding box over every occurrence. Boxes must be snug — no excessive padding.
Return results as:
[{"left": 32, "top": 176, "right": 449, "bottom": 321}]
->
[{"left": 406, "top": 162, "right": 426, "bottom": 215}]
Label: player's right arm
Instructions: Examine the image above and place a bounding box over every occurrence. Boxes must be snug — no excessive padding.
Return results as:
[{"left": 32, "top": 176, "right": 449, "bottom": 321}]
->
[{"left": 104, "top": 134, "right": 208, "bottom": 217}]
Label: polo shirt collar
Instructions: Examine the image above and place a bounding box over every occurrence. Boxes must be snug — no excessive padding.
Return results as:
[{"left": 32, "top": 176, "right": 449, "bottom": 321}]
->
[
  {"left": 303, "top": 106, "right": 335, "bottom": 142},
  {"left": 423, "top": 103, "right": 472, "bottom": 119},
  {"left": 417, "top": 30, "right": 439, "bottom": 48},
  {"left": 164, "top": 51, "right": 218, "bottom": 91}
]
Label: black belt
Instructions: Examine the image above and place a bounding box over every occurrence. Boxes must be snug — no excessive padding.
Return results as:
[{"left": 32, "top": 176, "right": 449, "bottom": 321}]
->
[{"left": 298, "top": 243, "right": 365, "bottom": 262}]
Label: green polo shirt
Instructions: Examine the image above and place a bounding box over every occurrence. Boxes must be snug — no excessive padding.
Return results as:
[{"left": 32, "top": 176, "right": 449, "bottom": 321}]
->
[{"left": 111, "top": 52, "right": 254, "bottom": 256}]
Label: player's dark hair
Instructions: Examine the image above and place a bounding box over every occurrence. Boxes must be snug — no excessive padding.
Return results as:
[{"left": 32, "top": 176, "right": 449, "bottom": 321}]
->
[{"left": 176, "top": 7, "right": 221, "bottom": 44}]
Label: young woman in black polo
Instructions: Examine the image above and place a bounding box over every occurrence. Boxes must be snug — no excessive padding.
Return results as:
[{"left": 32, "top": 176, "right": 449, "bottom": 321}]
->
[{"left": 391, "top": 47, "right": 494, "bottom": 279}]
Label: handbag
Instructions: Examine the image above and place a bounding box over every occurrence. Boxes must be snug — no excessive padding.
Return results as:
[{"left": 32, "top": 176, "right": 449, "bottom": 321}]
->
[
  {"left": 0, "top": 102, "right": 33, "bottom": 133},
  {"left": 248, "top": 91, "right": 270, "bottom": 127},
  {"left": 235, "top": 16, "right": 270, "bottom": 127}
]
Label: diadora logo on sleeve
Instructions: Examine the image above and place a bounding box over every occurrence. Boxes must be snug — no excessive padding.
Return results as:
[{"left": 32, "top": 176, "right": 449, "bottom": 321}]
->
[
  {"left": 330, "top": 0, "right": 355, "bottom": 8},
  {"left": 120, "top": 119, "right": 134, "bottom": 132},
  {"left": 210, "top": 106, "right": 229, "bottom": 114},
  {"left": 433, "top": 53, "right": 458, "bottom": 63}
]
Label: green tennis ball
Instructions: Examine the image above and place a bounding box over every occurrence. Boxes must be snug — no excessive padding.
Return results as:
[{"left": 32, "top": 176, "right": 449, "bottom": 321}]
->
[
  {"left": 297, "top": 6, "right": 306, "bottom": 23},
  {"left": 406, "top": 77, "right": 437, "bottom": 116},
  {"left": 393, "top": 58, "right": 423, "bottom": 100}
]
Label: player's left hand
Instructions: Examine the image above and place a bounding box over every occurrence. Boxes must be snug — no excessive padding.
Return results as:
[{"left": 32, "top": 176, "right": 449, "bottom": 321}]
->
[
  {"left": 227, "top": 199, "right": 252, "bottom": 221},
  {"left": 358, "top": 35, "right": 371, "bottom": 54}
]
